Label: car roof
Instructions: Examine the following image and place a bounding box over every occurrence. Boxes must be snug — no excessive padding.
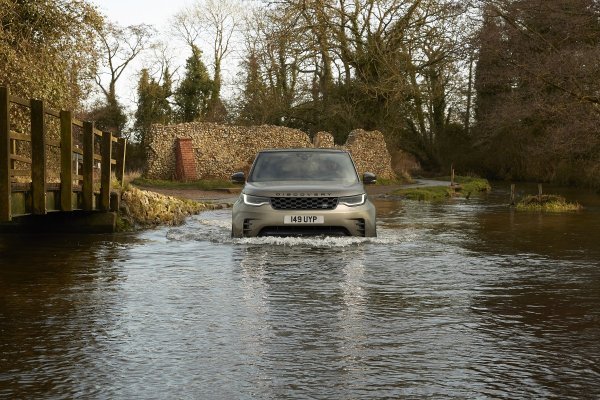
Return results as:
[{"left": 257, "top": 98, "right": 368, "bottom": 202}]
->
[{"left": 259, "top": 148, "right": 347, "bottom": 153}]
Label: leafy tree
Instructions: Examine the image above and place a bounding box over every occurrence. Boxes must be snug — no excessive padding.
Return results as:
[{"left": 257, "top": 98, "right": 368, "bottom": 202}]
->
[
  {"left": 237, "top": 51, "right": 270, "bottom": 124},
  {"left": 174, "top": 45, "right": 214, "bottom": 122},
  {"left": 126, "top": 66, "right": 173, "bottom": 171},
  {"left": 0, "top": 0, "right": 102, "bottom": 110},
  {"left": 134, "top": 68, "right": 172, "bottom": 144},
  {"left": 85, "top": 99, "right": 127, "bottom": 136}
]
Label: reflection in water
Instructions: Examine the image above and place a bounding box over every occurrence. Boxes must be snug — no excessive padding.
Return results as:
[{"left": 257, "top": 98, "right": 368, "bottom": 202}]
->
[
  {"left": 1, "top": 187, "right": 600, "bottom": 398},
  {"left": 0, "top": 234, "right": 129, "bottom": 398},
  {"left": 468, "top": 259, "right": 600, "bottom": 398}
]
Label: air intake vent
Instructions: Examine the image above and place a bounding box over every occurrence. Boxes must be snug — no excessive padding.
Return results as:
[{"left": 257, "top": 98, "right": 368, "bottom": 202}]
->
[
  {"left": 355, "top": 218, "right": 366, "bottom": 237},
  {"left": 243, "top": 219, "right": 252, "bottom": 236},
  {"left": 258, "top": 226, "right": 350, "bottom": 237},
  {"left": 270, "top": 197, "right": 338, "bottom": 210}
]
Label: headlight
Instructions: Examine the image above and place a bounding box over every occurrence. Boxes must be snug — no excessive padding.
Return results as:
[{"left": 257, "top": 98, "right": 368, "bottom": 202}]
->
[
  {"left": 242, "top": 193, "right": 270, "bottom": 206},
  {"left": 339, "top": 193, "right": 366, "bottom": 206}
]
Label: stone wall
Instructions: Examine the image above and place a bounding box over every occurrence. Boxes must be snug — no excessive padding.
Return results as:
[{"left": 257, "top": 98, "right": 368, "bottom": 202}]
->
[
  {"left": 145, "top": 122, "right": 396, "bottom": 180},
  {"left": 345, "top": 129, "right": 395, "bottom": 181}
]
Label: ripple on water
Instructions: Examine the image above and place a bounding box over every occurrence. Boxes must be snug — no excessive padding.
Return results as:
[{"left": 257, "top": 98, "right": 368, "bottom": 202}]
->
[{"left": 2, "top": 195, "right": 600, "bottom": 399}]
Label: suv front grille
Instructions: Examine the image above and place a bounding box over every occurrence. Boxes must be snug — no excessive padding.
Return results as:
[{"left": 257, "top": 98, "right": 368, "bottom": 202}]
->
[{"left": 270, "top": 197, "right": 338, "bottom": 210}]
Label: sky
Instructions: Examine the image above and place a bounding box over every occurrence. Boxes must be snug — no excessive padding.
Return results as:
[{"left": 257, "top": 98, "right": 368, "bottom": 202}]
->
[
  {"left": 91, "top": 0, "right": 192, "bottom": 28},
  {"left": 89, "top": 0, "right": 243, "bottom": 118},
  {"left": 89, "top": 0, "right": 193, "bottom": 113}
]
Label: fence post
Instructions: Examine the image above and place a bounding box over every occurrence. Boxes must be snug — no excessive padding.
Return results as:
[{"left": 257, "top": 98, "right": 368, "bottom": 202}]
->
[
  {"left": 100, "top": 131, "right": 112, "bottom": 211},
  {"left": 115, "top": 137, "right": 126, "bottom": 184},
  {"left": 0, "top": 87, "right": 10, "bottom": 221},
  {"left": 10, "top": 138, "right": 16, "bottom": 170},
  {"left": 60, "top": 110, "right": 73, "bottom": 211},
  {"left": 82, "top": 122, "right": 94, "bottom": 211},
  {"left": 31, "top": 99, "right": 46, "bottom": 215},
  {"left": 510, "top": 183, "right": 516, "bottom": 205}
]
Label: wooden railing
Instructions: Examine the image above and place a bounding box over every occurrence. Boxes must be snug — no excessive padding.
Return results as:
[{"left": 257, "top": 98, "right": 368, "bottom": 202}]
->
[{"left": 0, "top": 86, "right": 126, "bottom": 222}]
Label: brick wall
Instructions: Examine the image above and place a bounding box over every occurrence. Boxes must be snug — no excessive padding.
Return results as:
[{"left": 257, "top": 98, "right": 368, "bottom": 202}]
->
[{"left": 175, "top": 138, "right": 197, "bottom": 181}]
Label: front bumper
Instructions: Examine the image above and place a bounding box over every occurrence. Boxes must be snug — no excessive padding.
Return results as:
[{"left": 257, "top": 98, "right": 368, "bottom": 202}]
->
[{"left": 231, "top": 199, "right": 376, "bottom": 237}]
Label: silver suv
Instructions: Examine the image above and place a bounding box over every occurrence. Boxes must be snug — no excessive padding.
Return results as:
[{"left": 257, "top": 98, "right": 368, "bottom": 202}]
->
[{"left": 231, "top": 149, "right": 377, "bottom": 237}]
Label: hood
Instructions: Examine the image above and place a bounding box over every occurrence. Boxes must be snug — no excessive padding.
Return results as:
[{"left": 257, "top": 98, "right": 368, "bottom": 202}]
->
[{"left": 243, "top": 181, "right": 365, "bottom": 197}]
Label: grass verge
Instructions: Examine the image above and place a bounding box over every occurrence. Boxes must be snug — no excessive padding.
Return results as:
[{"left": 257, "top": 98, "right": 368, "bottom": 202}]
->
[
  {"left": 375, "top": 177, "right": 408, "bottom": 186},
  {"left": 392, "top": 186, "right": 453, "bottom": 201},
  {"left": 516, "top": 195, "right": 582, "bottom": 212},
  {"left": 131, "top": 177, "right": 236, "bottom": 190},
  {"left": 437, "top": 175, "right": 491, "bottom": 195},
  {"left": 459, "top": 177, "right": 491, "bottom": 194},
  {"left": 392, "top": 176, "right": 491, "bottom": 201}
]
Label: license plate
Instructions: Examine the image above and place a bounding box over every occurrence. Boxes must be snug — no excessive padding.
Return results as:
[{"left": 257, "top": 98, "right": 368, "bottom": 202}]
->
[{"left": 284, "top": 215, "right": 324, "bottom": 224}]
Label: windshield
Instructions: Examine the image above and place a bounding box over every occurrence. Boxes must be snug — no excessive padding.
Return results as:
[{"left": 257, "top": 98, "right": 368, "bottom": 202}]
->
[{"left": 248, "top": 151, "right": 359, "bottom": 183}]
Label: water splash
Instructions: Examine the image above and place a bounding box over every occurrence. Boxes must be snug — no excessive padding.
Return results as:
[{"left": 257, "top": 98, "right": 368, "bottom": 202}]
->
[{"left": 164, "top": 209, "right": 417, "bottom": 247}]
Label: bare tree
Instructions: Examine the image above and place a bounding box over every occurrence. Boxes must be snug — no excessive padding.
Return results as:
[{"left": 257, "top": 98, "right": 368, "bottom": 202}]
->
[
  {"left": 480, "top": 0, "right": 600, "bottom": 111},
  {"left": 240, "top": 0, "right": 471, "bottom": 164},
  {"left": 95, "top": 23, "right": 155, "bottom": 105},
  {"left": 171, "top": 5, "right": 203, "bottom": 51},
  {"left": 473, "top": 0, "right": 600, "bottom": 184},
  {"left": 91, "top": 23, "right": 154, "bottom": 134}
]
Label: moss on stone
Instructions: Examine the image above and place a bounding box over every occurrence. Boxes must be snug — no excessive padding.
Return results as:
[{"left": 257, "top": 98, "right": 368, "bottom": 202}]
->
[{"left": 118, "top": 186, "right": 219, "bottom": 231}]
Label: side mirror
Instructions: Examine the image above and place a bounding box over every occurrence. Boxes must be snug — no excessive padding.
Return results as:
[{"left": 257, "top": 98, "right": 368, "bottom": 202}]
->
[
  {"left": 363, "top": 172, "right": 377, "bottom": 184},
  {"left": 231, "top": 171, "right": 245, "bottom": 183}
]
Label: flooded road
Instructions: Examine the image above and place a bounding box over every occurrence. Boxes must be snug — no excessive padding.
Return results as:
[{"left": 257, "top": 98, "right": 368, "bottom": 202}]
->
[{"left": 1, "top": 184, "right": 600, "bottom": 399}]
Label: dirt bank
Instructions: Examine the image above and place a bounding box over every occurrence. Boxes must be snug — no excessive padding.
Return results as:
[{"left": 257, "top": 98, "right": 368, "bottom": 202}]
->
[
  {"left": 119, "top": 186, "right": 230, "bottom": 230},
  {"left": 132, "top": 186, "right": 242, "bottom": 204}
]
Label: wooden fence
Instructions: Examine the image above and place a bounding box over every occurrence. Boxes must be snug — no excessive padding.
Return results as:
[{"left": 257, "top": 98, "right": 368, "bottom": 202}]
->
[{"left": 0, "top": 86, "right": 126, "bottom": 222}]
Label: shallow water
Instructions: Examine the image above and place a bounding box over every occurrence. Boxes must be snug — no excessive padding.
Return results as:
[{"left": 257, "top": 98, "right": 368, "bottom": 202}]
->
[{"left": 1, "top": 185, "right": 600, "bottom": 399}]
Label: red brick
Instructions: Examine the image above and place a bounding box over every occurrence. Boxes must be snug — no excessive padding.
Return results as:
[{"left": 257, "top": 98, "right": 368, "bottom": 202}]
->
[{"left": 175, "top": 138, "right": 197, "bottom": 181}]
